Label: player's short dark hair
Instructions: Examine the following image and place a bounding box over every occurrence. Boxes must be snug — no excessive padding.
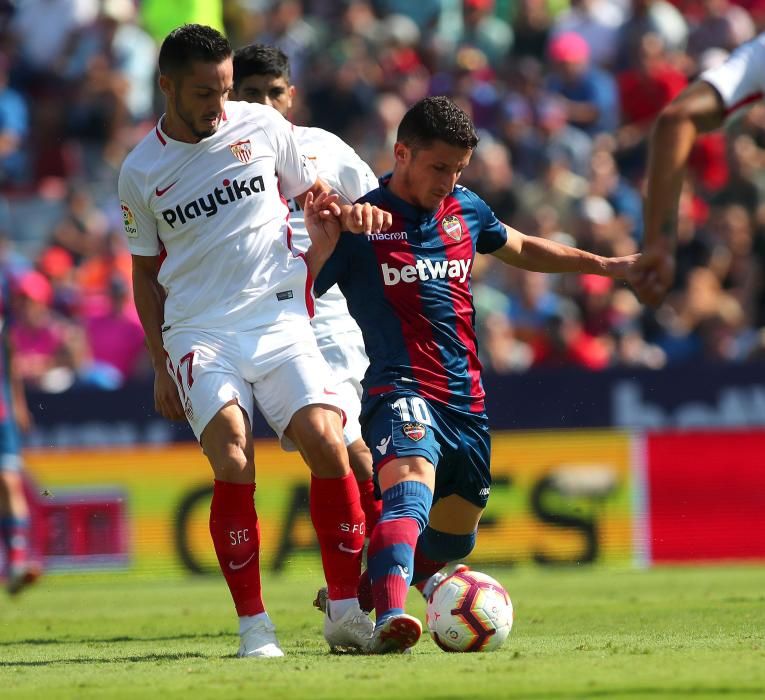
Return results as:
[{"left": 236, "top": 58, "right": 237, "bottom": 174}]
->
[
  {"left": 233, "top": 44, "right": 291, "bottom": 90},
  {"left": 397, "top": 97, "right": 479, "bottom": 152},
  {"left": 158, "top": 24, "right": 232, "bottom": 79}
]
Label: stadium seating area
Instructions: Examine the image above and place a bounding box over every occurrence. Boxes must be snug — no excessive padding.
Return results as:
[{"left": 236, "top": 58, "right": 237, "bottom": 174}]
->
[{"left": 2, "top": 0, "right": 765, "bottom": 391}]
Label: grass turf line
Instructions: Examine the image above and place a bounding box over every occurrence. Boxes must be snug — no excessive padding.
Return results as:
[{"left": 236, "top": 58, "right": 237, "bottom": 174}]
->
[{"left": 1, "top": 565, "right": 764, "bottom": 699}]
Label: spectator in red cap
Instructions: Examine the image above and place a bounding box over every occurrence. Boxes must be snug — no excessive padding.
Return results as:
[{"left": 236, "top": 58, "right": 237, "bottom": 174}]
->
[
  {"left": 551, "top": 0, "right": 623, "bottom": 68},
  {"left": 10, "top": 270, "right": 68, "bottom": 389},
  {"left": 545, "top": 31, "right": 620, "bottom": 136}
]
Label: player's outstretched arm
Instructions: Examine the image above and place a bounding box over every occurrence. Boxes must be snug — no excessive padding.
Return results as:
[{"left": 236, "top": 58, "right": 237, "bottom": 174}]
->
[
  {"left": 131, "top": 254, "right": 185, "bottom": 422},
  {"left": 628, "top": 81, "right": 726, "bottom": 306},
  {"left": 492, "top": 224, "right": 639, "bottom": 278}
]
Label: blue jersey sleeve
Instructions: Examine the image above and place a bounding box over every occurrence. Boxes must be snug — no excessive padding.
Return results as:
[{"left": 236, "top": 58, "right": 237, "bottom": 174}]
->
[
  {"left": 466, "top": 190, "right": 507, "bottom": 254},
  {"left": 314, "top": 233, "right": 353, "bottom": 297}
]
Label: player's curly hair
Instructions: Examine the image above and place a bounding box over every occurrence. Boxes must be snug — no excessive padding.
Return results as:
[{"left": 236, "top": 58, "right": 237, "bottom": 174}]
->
[
  {"left": 397, "top": 97, "right": 479, "bottom": 152},
  {"left": 159, "top": 24, "right": 232, "bottom": 78},
  {"left": 233, "top": 44, "right": 290, "bottom": 91}
]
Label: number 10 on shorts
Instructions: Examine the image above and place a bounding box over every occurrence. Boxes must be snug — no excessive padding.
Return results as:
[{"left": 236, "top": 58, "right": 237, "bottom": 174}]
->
[{"left": 392, "top": 396, "right": 432, "bottom": 425}]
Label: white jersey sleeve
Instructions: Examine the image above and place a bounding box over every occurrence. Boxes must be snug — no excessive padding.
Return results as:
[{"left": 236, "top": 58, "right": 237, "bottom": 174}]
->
[
  {"left": 262, "top": 108, "right": 318, "bottom": 199},
  {"left": 118, "top": 158, "right": 161, "bottom": 257},
  {"left": 287, "top": 126, "right": 377, "bottom": 343},
  {"left": 316, "top": 129, "right": 379, "bottom": 204},
  {"left": 700, "top": 33, "right": 765, "bottom": 116}
]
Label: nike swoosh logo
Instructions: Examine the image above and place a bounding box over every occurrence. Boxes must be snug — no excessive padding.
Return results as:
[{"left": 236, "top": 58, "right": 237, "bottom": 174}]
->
[
  {"left": 228, "top": 551, "right": 257, "bottom": 571},
  {"left": 155, "top": 181, "right": 178, "bottom": 197},
  {"left": 338, "top": 543, "right": 363, "bottom": 554}
]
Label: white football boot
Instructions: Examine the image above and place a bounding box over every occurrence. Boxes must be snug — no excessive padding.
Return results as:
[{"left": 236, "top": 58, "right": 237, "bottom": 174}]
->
[
  {"left": 237, "top": 617, "right": 284, "bottom": 658},
  {"left": 323, "top": 600, "right": 374, "bottom": 653}
]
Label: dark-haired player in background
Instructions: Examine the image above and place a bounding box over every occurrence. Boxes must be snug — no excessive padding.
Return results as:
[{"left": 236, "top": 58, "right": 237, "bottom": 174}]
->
[
  {"left": 304, "top": 96, "right": 639, "bottom": 653},
  {"left": 119, "top": 24, "right": 389, "bottom": 658},
  {"left": 231, "top": 44, "right": 382, "bottom": 599},
  {"left": 630, "top": 34, "right": 765, "bottom": 306}
]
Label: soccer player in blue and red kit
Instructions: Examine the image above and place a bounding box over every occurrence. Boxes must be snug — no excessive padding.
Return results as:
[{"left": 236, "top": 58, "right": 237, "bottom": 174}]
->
[
  {"left": 0, "top": 269, "right": 39, "bottom": 595},
  {"left": 303, "top": 96, "right": 639, "bottom": 653}
]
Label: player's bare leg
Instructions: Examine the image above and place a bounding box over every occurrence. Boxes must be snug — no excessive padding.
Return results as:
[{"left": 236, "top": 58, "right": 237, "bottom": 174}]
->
[
  {"left": 286, "top": 405, "right": 372, "bottom": 652},
  {"left": 201, "top": 401, "right": 282, "bottom": 658}
]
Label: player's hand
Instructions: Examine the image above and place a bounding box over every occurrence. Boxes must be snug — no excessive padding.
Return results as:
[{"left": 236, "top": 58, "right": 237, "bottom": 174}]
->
[
  {"left": 154, "top": 364, "right": 185, "bottom": 421},
  {"left": 304, "top": 190, "right": 342, "bottom": 250},
  {"left": 341, "top": 202, "right": 392, "bottom": 235},
  {"left": 603, "top": 253, "right": 641, "bottom": 280},
  {"left": 627, "top": 247, "right": 676, "bottom": 307}
]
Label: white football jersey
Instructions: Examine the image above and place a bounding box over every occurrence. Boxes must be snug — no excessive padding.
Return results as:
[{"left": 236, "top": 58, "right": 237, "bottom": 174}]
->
[
  {"left": 701, "top": 33, "right": 765, "bottom": 116},
  {"left": 284, "top": 125, "right": 378, "bottom": 341},
  {"left": 118, "top": 100, "right": 317, "bottom": 332}
]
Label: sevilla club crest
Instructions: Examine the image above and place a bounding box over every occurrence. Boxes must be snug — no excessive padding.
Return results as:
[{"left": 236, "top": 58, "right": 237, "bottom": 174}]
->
[
  {"left": 441, "top": 214, "right": 463, "bottom": 241},
  {"left": 229, "top": 139, "right": 252, "bottom": 164},
  {"left": 402, "top": 422, "right": 426, "bottom": 441}
]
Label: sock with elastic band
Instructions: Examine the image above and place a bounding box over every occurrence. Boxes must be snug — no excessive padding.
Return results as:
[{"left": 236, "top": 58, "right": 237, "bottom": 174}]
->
[
  {"left": 367, "top": 480, "right": 433, "bottom": 625},
  {"left": 209, "top": 480, "right": 264, "bottom": 617},
  {"left": 310, "top": 473, "right": 365, "bottom": 601},
  {"left": 412, "top": 526, "right": 477, "bottom": 589}
]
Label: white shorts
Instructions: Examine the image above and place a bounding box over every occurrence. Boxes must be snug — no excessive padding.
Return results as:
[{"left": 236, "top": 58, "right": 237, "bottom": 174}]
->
[
  {"left": 316, "top": 330, "right": 368, "bottom": 446},
  {"left": 163, "top": 320, "right": 344, "bottom": 450}
]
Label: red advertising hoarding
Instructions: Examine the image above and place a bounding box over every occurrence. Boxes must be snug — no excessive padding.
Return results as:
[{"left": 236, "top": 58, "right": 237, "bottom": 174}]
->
[{"left": 646, "top": 431, "right": 765, "bottom": 563}]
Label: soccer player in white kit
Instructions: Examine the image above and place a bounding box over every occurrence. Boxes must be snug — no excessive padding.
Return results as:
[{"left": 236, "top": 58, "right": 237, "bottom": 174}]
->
[
  {"left": 118, "top": 25, "right": 389, "bottom": 658},
  {"left": 231, "top": 44, "right": 383, "bottom": 614},
  {"left": 630, "top": 34, "right": 765, "bottom": 306}
]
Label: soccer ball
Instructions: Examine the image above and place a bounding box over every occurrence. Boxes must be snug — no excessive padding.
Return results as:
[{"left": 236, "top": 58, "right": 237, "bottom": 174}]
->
[{"left": 425, "top": 569, "right": 513, "bottom": 652}]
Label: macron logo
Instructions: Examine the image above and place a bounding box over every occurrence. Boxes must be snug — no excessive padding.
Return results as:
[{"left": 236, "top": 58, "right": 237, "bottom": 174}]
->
[
  {"left": 376, "top": 436, "right": 392, "bottom": 455},
  {"left": 367, "top": 231, "right": 408, "bottom": 241},
  {"left": 382, "top": 259, "right": 471, "bottom": 286}
]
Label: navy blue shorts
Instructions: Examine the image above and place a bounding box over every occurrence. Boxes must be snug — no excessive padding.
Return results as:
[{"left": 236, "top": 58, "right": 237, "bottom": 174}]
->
[
  {"left": 0, "top": 419, "right": 22, "bottom": 473},
  {"left": 361, "top": 391, "right": 492, "bottom": 509}
]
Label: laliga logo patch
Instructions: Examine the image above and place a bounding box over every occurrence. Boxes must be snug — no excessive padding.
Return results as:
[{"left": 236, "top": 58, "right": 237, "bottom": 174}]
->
[
  {"left": 402, "top": 422, "right": 426, "bottom": 441},
  {"left": 441, "top": 214, "right": 462, "bottom": 241},
  {"left": 121, "top": 201, "right": 138, "bottom": 238},
  {"left": 229, "top": 139, "right": 252, "bottom": 163}
]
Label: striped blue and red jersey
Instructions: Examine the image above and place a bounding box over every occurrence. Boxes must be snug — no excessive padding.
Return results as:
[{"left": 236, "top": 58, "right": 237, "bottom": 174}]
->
[
  {"left": 314, "top": 176, "right": 507, "bottom": 415},
  {"left": 0, "top": 273, "right": 12, "bottom": 422}
]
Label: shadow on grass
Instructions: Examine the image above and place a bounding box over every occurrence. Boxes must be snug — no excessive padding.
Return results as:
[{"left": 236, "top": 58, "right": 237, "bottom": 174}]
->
[
  {"left": 0, "top": 631, "right": 231, "bottom": 647},
  {"left": 0, "top": 651, "right": 210, "bottom": 667}
]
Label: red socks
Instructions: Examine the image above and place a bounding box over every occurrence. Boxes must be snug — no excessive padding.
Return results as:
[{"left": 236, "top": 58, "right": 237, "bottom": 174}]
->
[
  {"left": 209, "top": 480, "right": 264, "bottom": 616},
  {"left": 310, "top": 473, "right": 365, "bottom": 600},
  {"left": 357, "top": 478, "right": 382, "bottom": 537},
  {"left": 412, "top": 543, "right": 447, "bottom": 594}
]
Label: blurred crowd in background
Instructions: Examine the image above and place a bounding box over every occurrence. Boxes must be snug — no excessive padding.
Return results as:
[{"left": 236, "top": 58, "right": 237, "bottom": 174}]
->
[{"left": 1, "top": 0, "right": 765, "bottom": 393}]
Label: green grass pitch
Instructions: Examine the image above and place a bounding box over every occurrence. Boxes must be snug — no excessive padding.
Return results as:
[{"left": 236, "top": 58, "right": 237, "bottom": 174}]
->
[{"left": 2, "top": 564, "right": 764, "bottom": 699}]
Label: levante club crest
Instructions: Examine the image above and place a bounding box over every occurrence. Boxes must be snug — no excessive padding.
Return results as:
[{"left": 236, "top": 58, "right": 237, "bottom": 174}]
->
[
  {"left": 229, "top": 139, "right": 252, "bottom": 163},
  {"left": 402, "top": 422, "right": 426, "bottom": 441},
  {"left": 441, "top": 214, "right": 463, "bottom": 241}
]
